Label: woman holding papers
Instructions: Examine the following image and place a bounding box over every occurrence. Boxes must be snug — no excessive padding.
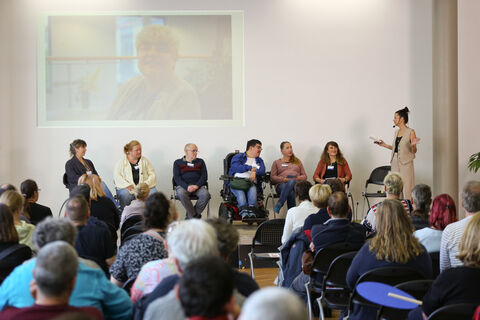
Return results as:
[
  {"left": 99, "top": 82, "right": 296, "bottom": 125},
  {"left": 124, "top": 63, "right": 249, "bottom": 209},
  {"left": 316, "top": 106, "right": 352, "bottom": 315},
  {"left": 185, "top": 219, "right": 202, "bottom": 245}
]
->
[{"left": 313, "top": 141, "right": 352, "bottom": 189}]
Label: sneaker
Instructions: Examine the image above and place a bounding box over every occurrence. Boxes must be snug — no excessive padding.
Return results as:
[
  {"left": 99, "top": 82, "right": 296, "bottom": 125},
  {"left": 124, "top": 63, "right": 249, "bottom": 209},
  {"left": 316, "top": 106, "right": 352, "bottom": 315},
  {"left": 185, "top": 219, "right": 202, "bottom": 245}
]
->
[
  {"left": 248, "top": 210, "right": 256, "bottom": 218},
  {"left": 273, "top": 202, "right": 282, "bottom": 214},
  {"left": 239, "top": 209, "right": 249, "bottom": 219}
]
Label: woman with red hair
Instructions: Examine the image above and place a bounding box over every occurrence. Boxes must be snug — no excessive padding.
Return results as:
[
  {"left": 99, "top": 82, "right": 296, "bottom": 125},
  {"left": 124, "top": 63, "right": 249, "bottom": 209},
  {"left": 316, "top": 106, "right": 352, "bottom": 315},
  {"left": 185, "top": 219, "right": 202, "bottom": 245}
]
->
[{"left": 414, "top": 193, "right": 457, "bottom": 252}]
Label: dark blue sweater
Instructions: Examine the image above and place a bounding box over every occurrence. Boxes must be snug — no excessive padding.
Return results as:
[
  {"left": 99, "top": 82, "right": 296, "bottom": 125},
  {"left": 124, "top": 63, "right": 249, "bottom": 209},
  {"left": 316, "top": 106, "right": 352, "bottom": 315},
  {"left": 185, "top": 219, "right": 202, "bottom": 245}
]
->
[{"left": 173, "top": 157, "right": 207, "bottom": 190}]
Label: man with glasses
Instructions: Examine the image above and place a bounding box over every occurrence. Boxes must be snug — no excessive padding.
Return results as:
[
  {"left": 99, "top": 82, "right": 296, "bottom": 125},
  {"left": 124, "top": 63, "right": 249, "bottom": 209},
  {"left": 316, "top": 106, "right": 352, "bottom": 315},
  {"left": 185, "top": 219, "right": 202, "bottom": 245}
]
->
[
  {"left": 173, "top": 143, "right": 210, "bottom": 219},
  {"left": 229, "top": 139, "right": 266, "bottom": 219}
]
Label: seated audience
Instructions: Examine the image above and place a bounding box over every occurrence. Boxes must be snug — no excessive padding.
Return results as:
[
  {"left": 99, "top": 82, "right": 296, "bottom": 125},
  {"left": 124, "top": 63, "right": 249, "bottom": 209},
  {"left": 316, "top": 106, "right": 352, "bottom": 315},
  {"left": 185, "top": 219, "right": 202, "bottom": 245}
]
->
[
  {"left": 409, "top": 212, "right": 480, "bottom": 319},
  {"left": 136, "top": 220, "right": 218, "bottom": 320},
  {"left": 313, "top": 141, "right": 352, "bottom": 188},
  {"left": 179, "top": 256, "right": 236, "bottom": 320},
  {"left": 0, "top": 217, "right": 132, "bottom": 319},
  {"left": 120, "top": 182, "right": 149, "bottom": 229},
  {"left": 270, "top": 141, "right": 307, "bottom": 214},
  {"left": 302, "top": 184, "right": 332, "bottom": 241},
  {"left": 239, "top": 287, "right": 307, "bottom": 320},
  {"left": 0, "top": 204, "right": 31, "bottom": 284},
  {"left": 0, "top": 190, "right": 35, "bottom": 250},
  {"left": 410, "top": 184, "right": 432, "bottom": 230},
  {"left": 78, "top": 174, "right": 119, "bottom": 245},
  {"left": 114, "top": 140, "right": 157, "bottom": 211},
  {"left": 0, "top": 184, "right": 16, "bottom": 195},
  {"left": 440, "top": 180, "right": 480, "bottom": 272},
  {"left": 66, "top": 195, "right": 116, "bottom": 276},
  {"left": 414, "top": 193, "right": 457, "bottom": 253},
  {"left": 110, "top": 192, "right": 174, "bottom": 287},
  {"left": 20, "top": 179, "right": 52, "bottom": 225},
  {"left": 281, "top": 181, "right": 316, "bottom": 244},
  {"left": 0, "top": 241, "right": 103, "bottom": 320},
  {"left": 173, "top": 143, "right": 211, "bottom": 219},
  {"left": 228, "top": 139, "right": 266, "bottom": 219},
  {"left": 362, "top": 172, "right": 413, "bottom": 234},
  {"left": 131, "top": 219, "right": 217, "bottom": 303},
  {"left": 347, "top": 199, "right": 432, "bottom": 320}
]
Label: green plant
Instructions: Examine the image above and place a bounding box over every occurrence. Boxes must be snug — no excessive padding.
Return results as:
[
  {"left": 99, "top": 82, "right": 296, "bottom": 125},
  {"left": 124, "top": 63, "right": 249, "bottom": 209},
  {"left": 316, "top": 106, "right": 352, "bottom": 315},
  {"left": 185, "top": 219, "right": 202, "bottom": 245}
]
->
[{"left": 468, "top": 152, "right": 480, "bottom": 173}]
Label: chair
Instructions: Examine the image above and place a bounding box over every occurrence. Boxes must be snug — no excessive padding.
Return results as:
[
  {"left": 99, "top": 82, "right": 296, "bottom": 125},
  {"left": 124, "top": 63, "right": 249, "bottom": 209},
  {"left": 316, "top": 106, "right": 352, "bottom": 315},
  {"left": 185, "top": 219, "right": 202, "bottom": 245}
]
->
[
  {"left": 429, "top": 251, "right": 440, "bottom": 279},
  {"left": 263, "top": 172, "right": 280, "bottom": 218},
  {"left": 377, "top": 279, "right": 433, "bottom": 320},
  {"left": 248, "top": 219, "right": 285, "bottom": 278},
  {"left": 345, "top": 181, "right": 356, "bottom": 220},
  {"left": 122, "top": 277, "right": 136, "bottom": 295},
  {"left": 427, "top": 303, "right": 478, "bottom": 320},
  {"left": 348, "top": 266, "right": 425, "bottom": 318},
  {"left": 120, "top": 215, "right": 143, "bottom": 237},
  {"left": 306, "top": 245, "right": 361, "bottom": 320},
  {"left": 120, "top": 222, "right": 144, "bottom": 247},
  {"left": 361, "top": 165, "right": 391, "bottom": 219},
  {"left": 171, "top": 178, "right": 210, "bottom": 218}
]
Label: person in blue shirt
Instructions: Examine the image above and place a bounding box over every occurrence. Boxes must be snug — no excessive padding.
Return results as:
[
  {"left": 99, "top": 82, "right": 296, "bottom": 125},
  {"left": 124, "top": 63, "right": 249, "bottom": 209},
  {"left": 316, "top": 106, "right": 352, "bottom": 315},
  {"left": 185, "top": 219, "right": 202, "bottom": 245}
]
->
[{"left": 228, "top": 139, "right": 266, "bottom": 219}]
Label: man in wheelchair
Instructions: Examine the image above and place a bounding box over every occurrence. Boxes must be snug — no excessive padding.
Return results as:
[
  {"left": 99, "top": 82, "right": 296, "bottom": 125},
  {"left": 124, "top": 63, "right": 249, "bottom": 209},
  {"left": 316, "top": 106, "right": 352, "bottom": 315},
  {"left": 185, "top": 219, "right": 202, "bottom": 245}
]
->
[{"left": 228, "top": 139, "right": 266, "bottom": 220}]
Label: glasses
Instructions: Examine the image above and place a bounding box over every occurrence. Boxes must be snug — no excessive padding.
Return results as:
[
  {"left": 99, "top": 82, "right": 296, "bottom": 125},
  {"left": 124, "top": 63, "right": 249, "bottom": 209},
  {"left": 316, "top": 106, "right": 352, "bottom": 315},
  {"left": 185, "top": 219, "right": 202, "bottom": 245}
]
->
[
  {"left": 187, "top": 149, "right": 199, "bottom": 153},
  {"left": 255, "top": 145, "right": 263, "bottom": 150}
]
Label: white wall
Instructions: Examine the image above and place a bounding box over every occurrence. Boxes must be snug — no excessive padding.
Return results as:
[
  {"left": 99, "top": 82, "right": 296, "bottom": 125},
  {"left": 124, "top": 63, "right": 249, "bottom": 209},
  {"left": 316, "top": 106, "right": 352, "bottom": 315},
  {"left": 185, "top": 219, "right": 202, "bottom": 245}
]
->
[
  {"left": 1, "top": 0, "right": 434, "bottom": 218},
  {"left": 458, "top": 0, "right": 480, "bottom": 212}
]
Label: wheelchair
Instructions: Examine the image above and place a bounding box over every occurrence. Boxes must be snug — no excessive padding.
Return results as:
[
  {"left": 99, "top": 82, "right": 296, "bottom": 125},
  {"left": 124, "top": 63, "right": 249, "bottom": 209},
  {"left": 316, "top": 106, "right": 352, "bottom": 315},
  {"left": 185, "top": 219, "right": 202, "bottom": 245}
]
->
[{"left": 218, "top": 151, "right": 269, "bottom": 224}]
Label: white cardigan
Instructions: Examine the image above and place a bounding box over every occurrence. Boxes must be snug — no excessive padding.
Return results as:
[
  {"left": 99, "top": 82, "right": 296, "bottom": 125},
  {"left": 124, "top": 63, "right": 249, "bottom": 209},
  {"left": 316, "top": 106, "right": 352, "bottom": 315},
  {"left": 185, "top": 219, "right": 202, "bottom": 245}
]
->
[{"left": 114, "top": 155, "right": 157, "bottom": 192}]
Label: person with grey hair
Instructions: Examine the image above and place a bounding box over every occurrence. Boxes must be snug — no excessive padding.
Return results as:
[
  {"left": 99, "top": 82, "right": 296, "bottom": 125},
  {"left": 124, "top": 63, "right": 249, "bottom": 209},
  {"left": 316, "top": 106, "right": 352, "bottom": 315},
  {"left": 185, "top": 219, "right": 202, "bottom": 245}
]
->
[
  {"left": 239, "top": 287, "right": 307, "bottom": 320},
  {"left": 362, "top": 171, "right": 413, "bottom": 234},
  {"left": 132, "top": 219, "right": 218, "bottom": 318},
  {"left": 410, "top": 184, "right": 432, "bottom": 230},
  {"left": 173, "top": 143, "right": 210, "bottom": 219},
  {"left": 108, "top": 24, "right": 201, "bottom": 120},
  {"left": 440, "top": 180, "right": 480, "bottom": 271},
  {"left": 0, "top": 241, "right": 102, "bottom": 319},
  {"left": 0, "top": 217, "right": 132, "bottom": 319},
  {"left": 66, "top": 195, "right": 116, "bottom": 275}
]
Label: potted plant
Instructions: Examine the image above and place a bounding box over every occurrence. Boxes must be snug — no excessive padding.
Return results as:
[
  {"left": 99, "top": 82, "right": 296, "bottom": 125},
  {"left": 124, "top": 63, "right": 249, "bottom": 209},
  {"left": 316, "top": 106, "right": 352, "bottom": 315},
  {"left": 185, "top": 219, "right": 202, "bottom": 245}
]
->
[{"left": 468, "top": 152, "right": 480, "bottom": 173}]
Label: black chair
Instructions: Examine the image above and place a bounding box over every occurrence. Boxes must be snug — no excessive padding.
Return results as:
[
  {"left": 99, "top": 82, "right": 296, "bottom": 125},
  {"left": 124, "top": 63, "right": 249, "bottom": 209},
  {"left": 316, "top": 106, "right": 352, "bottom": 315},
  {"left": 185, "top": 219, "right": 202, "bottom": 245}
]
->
[
  {"left": 348, "top": 266, "right": 425, "bottom": 318},
  {"left": 120, "top": 215, "right": 143, "bottom": 236},
  {"left": 377, "top": 279, "right": 433, "bottom": 320},
  {"left": 120, "top": 222, "right": 144, "bottom": 247},
  {"left": 427, "top": 303, "right": 478, "bottom": 320},
  {"left": 263, "top": 172, "right": 280, "bottom": 218},
  {"left": 361, "top": 165, "right": 391, "bottom": 219},
  {"left": 247, "top": 218, "right": 285, "bottom": 278},
  {"left": 429, "top": 251, "right": 440, "bottom": 279},
  {"left": 122, "top": 277, "right": 136, "bottom": 295},
  {"left": 171, "top": 178, "right": 210, "bottom": 218}
]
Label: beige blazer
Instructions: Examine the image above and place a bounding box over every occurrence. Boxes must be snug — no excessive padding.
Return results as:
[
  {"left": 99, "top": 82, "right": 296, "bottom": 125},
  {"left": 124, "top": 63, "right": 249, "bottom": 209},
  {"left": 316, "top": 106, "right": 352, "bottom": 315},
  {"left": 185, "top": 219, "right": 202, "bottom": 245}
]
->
[
  {"left": 114, "top": 155, "right": 157, "bottom": 191},
  {"left": 390, "top": 128, "right": 415, "bottom": 165}
]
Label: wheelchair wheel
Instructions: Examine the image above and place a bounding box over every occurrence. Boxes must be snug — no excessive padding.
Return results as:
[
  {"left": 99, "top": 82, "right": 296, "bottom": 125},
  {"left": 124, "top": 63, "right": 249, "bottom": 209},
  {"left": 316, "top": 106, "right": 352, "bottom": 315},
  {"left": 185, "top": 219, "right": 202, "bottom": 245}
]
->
[{"left": 218, "top": 203, "right": 233, "bottom": 224}]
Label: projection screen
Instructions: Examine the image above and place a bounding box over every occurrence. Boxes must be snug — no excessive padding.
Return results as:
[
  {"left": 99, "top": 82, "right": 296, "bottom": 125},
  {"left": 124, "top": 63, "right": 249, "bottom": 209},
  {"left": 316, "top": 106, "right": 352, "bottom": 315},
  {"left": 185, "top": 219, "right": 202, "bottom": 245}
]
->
[{"left": 37, "top": 11, "right": 244, "bottom": 127}]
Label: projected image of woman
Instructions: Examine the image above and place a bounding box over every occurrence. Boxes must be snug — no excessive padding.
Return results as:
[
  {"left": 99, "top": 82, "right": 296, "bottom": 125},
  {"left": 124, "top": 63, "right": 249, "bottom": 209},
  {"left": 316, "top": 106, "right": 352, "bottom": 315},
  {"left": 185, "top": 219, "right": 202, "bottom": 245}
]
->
[
  {"left": 375, "top": 107, "right": 420, "bottom": 199},
  {"left": 108, "top": 24, "right": 201, "bottom": 120}
]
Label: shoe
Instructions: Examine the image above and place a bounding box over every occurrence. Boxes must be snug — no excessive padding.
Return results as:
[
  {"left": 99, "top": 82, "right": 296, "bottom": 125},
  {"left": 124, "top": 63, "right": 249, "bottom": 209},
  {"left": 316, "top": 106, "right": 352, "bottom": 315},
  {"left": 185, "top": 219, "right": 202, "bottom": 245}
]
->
[
  {"left": 273, "top": 202, "right": 282, "bottom": 214},
  {"left": 239, "top": 209, "right": 249, "bottom": 219},
  {"left": 248, "top": 210, "right": 256, "bottom": 218}
]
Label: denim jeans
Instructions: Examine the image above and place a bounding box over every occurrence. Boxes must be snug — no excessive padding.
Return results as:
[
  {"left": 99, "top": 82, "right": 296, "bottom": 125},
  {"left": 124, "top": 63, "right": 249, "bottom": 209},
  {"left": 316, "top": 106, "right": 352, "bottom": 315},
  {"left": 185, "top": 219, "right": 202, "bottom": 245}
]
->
[
  {"left": 101, "top": 181, "right": 117, "bottom": 207},
  {"left": 176, "top": 186, "right": 211, "bottom": 219},
  {"left": 117, "top": 186, "right": 157, "bottom": 211},
  {"left": 275, "top": 179, "right": 297, "bottom": 209},
  {"left": 230, "top": 185, "right": 257, "bottom": 208}
]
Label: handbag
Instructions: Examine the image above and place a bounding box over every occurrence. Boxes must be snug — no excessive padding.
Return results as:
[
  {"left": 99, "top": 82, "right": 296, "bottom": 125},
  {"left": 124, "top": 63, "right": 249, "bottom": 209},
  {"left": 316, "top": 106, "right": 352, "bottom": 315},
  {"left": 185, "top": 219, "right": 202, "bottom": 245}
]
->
[{"left": 230, "top": 178, "right": 253, "bottom": 191}]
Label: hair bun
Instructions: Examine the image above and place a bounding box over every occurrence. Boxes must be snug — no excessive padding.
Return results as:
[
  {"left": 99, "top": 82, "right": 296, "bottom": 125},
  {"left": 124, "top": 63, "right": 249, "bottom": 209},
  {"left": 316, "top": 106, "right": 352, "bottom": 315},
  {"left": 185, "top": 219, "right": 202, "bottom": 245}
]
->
[{"left": 404, "top": 106, "right": 410, "bottom": 113}]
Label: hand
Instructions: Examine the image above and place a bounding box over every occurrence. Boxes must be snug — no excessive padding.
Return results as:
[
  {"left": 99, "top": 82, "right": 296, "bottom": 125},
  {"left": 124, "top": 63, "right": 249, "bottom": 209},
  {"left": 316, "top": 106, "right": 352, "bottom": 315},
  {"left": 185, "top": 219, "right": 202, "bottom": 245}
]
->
[
  {"left": 187, "top": 185, "right": 195, "bottom": 193},
  {"left": 376, "top": 139, "right": 386, "bottom": 147},
  {"left": 411, "top": 137, "right": 421, "bottom": 146},
  {"left": 309, "top": 242, "right": 315, "bottom": 252},
  {"left": 249, "top": 171, "right": 256, "bottom": 182},
  {"left": 340, "top": 178, "right": 346, "bottom": 183},
  {"left": 283, "top": 177, "right": 289, "bottom": 183}
]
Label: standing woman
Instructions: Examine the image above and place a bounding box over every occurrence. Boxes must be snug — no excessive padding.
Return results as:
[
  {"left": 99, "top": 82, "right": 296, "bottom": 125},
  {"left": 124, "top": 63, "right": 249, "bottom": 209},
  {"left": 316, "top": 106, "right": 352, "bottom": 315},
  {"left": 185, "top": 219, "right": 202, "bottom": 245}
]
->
[
  {"left": 313, "top": 141, "right": 352, "bottom": 188},
  {"left": 376, "top": 107, "right": 420, "bottom": 199},
  {"left": 114, "top": 140, "right": 157, "bottom": 211},
  {"left": 270, "top": 141, "right": 307, "bottom": 214}
]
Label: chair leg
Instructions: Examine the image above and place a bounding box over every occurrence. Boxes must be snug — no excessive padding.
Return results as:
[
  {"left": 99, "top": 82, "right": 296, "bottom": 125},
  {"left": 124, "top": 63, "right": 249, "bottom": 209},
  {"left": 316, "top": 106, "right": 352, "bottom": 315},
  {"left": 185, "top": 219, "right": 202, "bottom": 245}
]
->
[
  {"left": 305, "top": 282, "right": 313, "bottom": 320},
  {"left": 317, "top": 297, "right": 325, "bottom": 320},
  {"left": 248, "top": 252, "right": 255, "bottom": 279}
]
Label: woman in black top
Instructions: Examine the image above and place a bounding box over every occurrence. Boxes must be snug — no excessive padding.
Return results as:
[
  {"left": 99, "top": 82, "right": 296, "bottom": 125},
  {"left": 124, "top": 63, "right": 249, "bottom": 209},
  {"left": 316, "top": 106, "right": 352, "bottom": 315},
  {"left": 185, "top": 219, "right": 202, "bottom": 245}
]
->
[
  {"left": 0, "top": 204, "right": 32, "bottom": 284},
  {"left": 20, "top": 179, "right": 52, "bottom": 225}
]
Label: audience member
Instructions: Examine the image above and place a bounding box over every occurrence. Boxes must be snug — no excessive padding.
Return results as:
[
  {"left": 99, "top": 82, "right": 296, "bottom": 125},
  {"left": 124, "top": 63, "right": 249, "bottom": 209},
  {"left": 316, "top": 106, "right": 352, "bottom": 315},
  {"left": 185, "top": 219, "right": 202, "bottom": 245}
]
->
[
  {"left": 173, "top": 143, "right": 210, "bottom": 219},
  {"left": 228, "top": 139, "right": 266, "bottom": 219},
  {"left": 179, "top": 256, "right": 236, "bottom": 320},
  {"left": 20, "top": 179, "right": 52, "bottom": 225},
  {"left": 440, "top": 180, "right": 480, "bottom": 271},
  {"left": 66, "top": 195, "right": 116, "bottom": 275},
  {"left": 270, "top": 141, "right": 307, "bottom": 214},
  {"left": 302, "top": 184, "right": 332, "bottom": 241},
  {"left": 347, "top": 199, "right": 432, "bottom": 320},
  {"left": 0, "top": 241, "right": 103, "bottom": 320},
  {"left": 313, "top": 141, "right": 352, "bottom": 188},
  {"left": 281, "top": 181, "right": 316, "bottom": 244},
  {"left": 414, "top": 193, "right": 457, "bottom": 253},
  {"left": 0, "top": 217, "right": 132, "bottom": 319},
  {"left": 0, "top": 190, "right": 35, "bottom": 250},
  {"left": 410, "top": 184, "right": 432, "bottom": 230},
  {"left": 114, "top": 140, "right": 157, "bottom": 210},
  {"left": 0, "top": 184, "right": 17, "bottom": 196},
  {"left": 362, "top": 172, "right": 413, "bottom": 234},
  {"left": 120, "top": 182, "right": 149, "bottom": 229},
  {"left": 409, "top": 212, "right": 480, "bottom": 320},
  {"left": 110, "top": 192, "right": 172, "bottom": 287},
  {"left": 0, "top": 204, "right": 31, "bottom": 284},
  {"left": 239, "top": 287, "right": 307, "bottom": 320}
]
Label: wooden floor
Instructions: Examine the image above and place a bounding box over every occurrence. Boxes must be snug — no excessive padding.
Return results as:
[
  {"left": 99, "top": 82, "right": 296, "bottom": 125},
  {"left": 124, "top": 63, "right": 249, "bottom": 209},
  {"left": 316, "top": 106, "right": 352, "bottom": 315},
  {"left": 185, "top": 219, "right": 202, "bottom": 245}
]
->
[{"left": 241, "top": 267, "right": 340, "bottom": 320}]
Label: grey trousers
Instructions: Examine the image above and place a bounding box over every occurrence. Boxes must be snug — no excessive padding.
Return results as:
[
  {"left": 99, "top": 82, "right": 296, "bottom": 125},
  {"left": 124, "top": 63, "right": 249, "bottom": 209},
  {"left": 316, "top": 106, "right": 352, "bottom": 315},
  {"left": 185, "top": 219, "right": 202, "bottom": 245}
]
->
[{"left": 176, "top": 186, "right": 211, "bottom": 219}]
